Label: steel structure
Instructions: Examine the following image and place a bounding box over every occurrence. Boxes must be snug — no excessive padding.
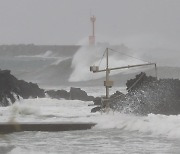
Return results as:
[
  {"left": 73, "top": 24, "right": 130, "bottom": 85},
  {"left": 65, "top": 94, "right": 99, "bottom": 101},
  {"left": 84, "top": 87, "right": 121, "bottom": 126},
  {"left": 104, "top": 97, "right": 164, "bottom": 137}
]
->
[{"left": 90, "top": 48, "right": 157, "bottom": 109}]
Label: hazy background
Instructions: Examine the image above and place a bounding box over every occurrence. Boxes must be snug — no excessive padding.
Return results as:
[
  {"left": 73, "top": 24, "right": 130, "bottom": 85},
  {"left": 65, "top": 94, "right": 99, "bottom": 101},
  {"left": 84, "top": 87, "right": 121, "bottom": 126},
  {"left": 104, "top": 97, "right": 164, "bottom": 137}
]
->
[
  {"left": 0, "top": 0, "right": 179, "bottom": 45},
  {"left": 0, "top": 0, "right": 180, "bottom": 64},
  {"left": 0, "top": 0, "right": 180, "bottom": 87}
]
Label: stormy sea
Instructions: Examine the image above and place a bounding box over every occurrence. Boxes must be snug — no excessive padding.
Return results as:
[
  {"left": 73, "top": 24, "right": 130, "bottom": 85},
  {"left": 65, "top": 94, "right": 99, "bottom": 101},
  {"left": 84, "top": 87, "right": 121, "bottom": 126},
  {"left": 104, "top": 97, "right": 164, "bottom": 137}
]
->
[{"left": 0, "top": 44, "right": 180, "bottom": 154}]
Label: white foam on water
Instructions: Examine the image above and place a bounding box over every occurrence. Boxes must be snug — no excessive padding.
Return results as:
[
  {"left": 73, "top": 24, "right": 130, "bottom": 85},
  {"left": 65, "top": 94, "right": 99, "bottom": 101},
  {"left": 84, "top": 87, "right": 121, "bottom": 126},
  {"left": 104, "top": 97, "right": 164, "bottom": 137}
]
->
[
  {"left": 0, "top": 98, "right": 97, "bottom": 123},
  {"left": 69, "top": 45, "right": 148, "bottom": 82},
  {"left": 0, "top": 98, "right": 180, "bottom": 139},
  {"left": 16, "top": 51, "right": 55, "bottom": 59},
  {"left": 94, "top": 112, "right": 180, "bottom": 138},
  {"left": 8, "top": 147, "right": 53, "bottom": 154},
  {"left": 51, "top": 57, "right": 71, "bottom": 65}
]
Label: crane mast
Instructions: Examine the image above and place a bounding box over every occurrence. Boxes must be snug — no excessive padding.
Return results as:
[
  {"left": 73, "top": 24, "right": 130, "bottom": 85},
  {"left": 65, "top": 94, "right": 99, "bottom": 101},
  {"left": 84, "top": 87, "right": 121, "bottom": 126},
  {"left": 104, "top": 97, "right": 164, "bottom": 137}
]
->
[{"left": 90, "top": 48, "right": 157, "bottom": 110}]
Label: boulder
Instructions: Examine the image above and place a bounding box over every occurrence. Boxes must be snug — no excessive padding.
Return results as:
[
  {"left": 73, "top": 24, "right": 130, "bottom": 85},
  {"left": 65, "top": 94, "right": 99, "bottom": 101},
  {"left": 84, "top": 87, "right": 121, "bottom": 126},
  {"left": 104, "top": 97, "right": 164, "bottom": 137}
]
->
[
  {"left": 91, "top": 106, "right": 101, "bottom": 113},
  {"left": 0, "top": 69, "right": 95, "bottom": 106},
  {"left": 46, "top": 90, "right": 70, "bottom": 99},
  {"left": 0, "top": 69, "right": 45, "bottom": 106},
  {"left": 16, "top": 80, "right": 45, "bottom": 99},
  {"left": 111, "top": 72, "right": 180, "bottom": 115},
  {"left": 46, "top": 87, "right": 94, "bottom": 101},
  {"left": 93, "top": 97, "right": 101, "bottom": 105},
  {"left": 69, "top": 87, "right": 94, "bottom": 101}
]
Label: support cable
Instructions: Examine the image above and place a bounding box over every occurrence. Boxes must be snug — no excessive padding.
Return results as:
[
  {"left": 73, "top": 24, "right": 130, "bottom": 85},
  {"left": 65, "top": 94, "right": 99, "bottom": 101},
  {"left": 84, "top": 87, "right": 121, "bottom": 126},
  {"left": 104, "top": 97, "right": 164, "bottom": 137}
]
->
[
  {"left": 108, "top": 48, "right": 150, "bottom": 63},
  {"left": 90, "top": 47, "right": 158, "bottom": 111},
  {"left": 98, "top": 49, "right": 106, "bottom": 67},
  {"left": 108, "top": 72, "right": 146, "bottom": 102}
]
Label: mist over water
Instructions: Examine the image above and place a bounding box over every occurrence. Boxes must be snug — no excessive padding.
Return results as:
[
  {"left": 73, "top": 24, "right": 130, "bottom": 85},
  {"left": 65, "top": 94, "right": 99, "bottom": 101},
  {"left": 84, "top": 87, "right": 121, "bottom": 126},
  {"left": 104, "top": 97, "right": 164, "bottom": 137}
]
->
[
  {"left": 68, "top": 30, "right": 180, "bottom": 83},
  {"left": 91, "top": 34, "right": 180, "bottom": 67},
  {"left": 0, "top": 44, "right": 180, "bottom": 153},
  {"left": 16, "top": 50, "right": 55, "bottom": 59},
  {"left": 69, "top": 43, "right": 147, "bottom": 82},
  {"left": 0, "top": 0, "right": 180, "bottom": 153},
  {"left": 69, "top": 45, "right": 106, "bottom": 82},
  {"left": 0, "top": 98, "right": 180, "bottom": 154},
  {"left": 1, "top": 98, "right": 180, "bottom": 138},
  {"left": 0, "top": 41, "right": 179, "bottom": 88}
]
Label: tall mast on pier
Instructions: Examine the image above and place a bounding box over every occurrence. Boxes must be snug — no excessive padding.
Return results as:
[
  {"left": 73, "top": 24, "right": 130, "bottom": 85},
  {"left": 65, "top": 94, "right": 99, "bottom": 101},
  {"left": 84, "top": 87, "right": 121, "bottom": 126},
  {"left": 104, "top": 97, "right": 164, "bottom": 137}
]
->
[
  {"left": 89, "top": 15, "right": 96, "bottom": 46},
  {"left": 90, "top": 48, "right": 157, "bottom": 111}
]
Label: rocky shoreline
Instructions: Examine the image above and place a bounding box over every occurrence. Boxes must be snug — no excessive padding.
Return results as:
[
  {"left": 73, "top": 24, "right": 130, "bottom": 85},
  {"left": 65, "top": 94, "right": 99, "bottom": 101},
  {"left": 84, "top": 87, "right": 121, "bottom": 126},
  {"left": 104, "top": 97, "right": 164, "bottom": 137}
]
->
[
  {"left": 46, "top": 87, "right": 94, "bottom": 101},
  {"left": 0, "top": 69, "right": 94, "bottom": 106},
  {"left": 91, "top": 72, "right": 180, "bottom": 115},
  {"left": 1, "top": 69, "right": 180, "bottom": 115}
]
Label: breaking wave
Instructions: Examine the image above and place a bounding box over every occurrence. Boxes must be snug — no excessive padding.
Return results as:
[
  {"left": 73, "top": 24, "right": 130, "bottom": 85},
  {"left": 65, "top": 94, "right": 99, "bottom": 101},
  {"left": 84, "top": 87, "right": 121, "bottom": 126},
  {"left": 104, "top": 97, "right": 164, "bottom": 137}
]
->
[
  {"left": 16, "top": 50, "right": 56, "bottom": 59},
  {"left": 8, "top": 147, "right": 47, "bottom": 154},
  {"left": 51, "top": 57, "right": 71, "bottom": 65},
  {"left": 0, "top": 98, "right": 180, "bottom": 139},
  {"left": 94, "top": 112, "right": 180, "bottom": 138},
  {"left": 69, "top": 44, "right": 148, "bottom": 82}
]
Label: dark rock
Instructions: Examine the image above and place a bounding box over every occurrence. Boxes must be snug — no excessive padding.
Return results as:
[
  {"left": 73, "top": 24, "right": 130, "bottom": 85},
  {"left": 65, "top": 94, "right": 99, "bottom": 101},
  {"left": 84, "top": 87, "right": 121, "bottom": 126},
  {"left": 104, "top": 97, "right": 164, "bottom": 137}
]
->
[
  {"left": 46, "top": 90, "right": 70, "bottom": 100},
  {"left": 126, "top": 72, "right": 156, "bottom": 92},
  {"left": 93, "top": 97, "right": 101, "bottom": 105},
  {"left": 70, "top": 87, "right": 94, "bottom": 101},
  {"left": 111, "top": 72, "right": 180, "bottom": 115},
  {"left": 46, "top": 87, "right": 94, "bottom": 101},
  {"left": 16, "top": 80, "right": 45, "bottom": 99},
  {"left": 110, "top": 91, "right": 126, "bottom": 101},
  {"left": 0, "top": 69, "right": 45, "bottom": 106},
  {"left": 0, "top": 69, "right": 95, "bottom": 106},
  {"left": 91, "top": 106, "right": 101, "bottom": 113},
  {"left": 91, "top": 91, "right": 126, "bottom": 112}
]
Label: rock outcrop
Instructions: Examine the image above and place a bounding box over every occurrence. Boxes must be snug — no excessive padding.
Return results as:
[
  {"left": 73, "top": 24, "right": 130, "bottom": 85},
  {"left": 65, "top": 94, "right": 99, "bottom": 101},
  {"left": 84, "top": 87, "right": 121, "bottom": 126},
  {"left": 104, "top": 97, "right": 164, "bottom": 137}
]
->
[
  {"left": 0, "top": 69, "right": 95, "bottom": 106},
  {"left": 0, "top": 70, "right": 45, "bottom": 106},
  {"left": 69, "top": 87, "right": 94, "bottom": 101},
  {"left": 125, "top": 72, "right": 180, "bottom": 115},
  {"left": 91, "top": 72, "right": 180, "bottom": 115},
  {"left": 46, "top": 87, "right": 94, "bottom": 101},
  {"left": 46, "top": 90, "right": 70, "bottom": 100}
]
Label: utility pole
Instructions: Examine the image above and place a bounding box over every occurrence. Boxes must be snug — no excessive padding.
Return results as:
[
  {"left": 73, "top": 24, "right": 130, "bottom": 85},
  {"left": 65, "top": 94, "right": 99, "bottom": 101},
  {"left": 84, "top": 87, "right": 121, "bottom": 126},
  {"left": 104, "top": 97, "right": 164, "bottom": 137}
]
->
[
  {"left": 90, "top": 48, "right": 157, "bottom": 111},
  {"left": 106, "top": 48, "right": 109, "bottom": 99}
]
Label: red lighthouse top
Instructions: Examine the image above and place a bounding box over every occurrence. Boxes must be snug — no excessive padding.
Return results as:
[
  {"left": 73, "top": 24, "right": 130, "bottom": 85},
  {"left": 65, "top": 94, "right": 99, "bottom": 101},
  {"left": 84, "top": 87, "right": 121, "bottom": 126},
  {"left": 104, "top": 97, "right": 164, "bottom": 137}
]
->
[
  {"left": 90, "top": 16, "right": 96, "bottom": 23},
  {"left": 89, "top": 15, "right": 96, "bottom": 46}
]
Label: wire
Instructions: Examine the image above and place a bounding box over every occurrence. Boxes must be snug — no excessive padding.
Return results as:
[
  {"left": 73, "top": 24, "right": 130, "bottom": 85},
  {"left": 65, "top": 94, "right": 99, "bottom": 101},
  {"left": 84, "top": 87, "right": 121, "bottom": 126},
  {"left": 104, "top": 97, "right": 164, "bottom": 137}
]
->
[
  {"left": 108, "top": 72, "right": 146, "bottom": 102},
  {"left": 93, "top": 48, "right": 157, "bottom": 111},
  {"left": 98, "top": 49, "right": 106, "bottom": 67},
  {"left": 108, "top": 48, "right": 150, "bottom": 63}
]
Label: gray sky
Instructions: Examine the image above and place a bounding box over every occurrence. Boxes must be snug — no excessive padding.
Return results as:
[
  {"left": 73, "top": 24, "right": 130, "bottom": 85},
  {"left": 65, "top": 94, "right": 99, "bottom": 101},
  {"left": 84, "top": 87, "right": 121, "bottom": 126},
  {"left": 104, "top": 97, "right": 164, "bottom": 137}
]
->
[{"left": 0, "top": 0, "right": 180, "bottom": 46}]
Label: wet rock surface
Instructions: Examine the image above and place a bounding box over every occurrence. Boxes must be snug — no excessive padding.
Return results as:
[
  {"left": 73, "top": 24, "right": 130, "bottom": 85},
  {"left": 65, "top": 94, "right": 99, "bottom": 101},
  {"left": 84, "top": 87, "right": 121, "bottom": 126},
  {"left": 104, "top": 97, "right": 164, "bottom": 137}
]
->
[
  {"left": 124, "top": 72, "right": 180, "bottom": 115},
  {"left": 46, "top": 87, "right": 94, "bottom": 101},
  {"left": 0, "top": 69, "right": 94, "bottom": 106},
  {"left": 0, "top": 70, "right": 45, "bottom": 106},
  {"left": 91, "top": 72, "right": 180, "bottom": 115},
  {"left": 46, "top": 90, "right": 70, "bottom": 100}
]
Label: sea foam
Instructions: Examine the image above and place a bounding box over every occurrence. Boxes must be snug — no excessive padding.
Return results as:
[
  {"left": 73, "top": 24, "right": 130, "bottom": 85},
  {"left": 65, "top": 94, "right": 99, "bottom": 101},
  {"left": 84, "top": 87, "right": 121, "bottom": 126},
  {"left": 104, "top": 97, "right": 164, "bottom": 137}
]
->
[
  {"left": 0, "top": 98, "right": 180, "bottom": 139},
  {"left": 94, "top": 112, "right": 180, "bottom": 138}
]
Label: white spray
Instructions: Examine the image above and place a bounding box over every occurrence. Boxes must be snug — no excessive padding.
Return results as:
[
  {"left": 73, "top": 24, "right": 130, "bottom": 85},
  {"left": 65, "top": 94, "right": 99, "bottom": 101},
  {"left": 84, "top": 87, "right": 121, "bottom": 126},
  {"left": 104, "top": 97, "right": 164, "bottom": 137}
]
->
[{"left": 69, "top": 43, "right": 147, "bottom": 82}]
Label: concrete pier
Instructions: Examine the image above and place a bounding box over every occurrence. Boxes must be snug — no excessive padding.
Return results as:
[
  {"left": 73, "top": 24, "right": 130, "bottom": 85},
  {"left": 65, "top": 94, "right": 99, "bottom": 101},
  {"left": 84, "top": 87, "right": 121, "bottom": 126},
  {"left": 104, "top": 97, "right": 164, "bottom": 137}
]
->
[{"left": 0, "top": 122, "right": 96, "bottom": 133}]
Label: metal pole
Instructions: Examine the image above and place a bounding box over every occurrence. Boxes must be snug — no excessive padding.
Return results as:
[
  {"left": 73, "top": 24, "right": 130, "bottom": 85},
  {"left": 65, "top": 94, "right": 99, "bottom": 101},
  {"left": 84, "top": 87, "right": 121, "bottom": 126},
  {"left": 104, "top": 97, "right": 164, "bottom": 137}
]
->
[
  {"left": 93, "top": 63, "right": 157, "bottom": 73},
  {"left": 155, "top": 64, "right": 158, "bottom": 79},
  {"left": 93, "top": 19, "right": 95, "bottom": 36},
  {"left": 106, "top": 48, "right": 109, "bottom": 99}
]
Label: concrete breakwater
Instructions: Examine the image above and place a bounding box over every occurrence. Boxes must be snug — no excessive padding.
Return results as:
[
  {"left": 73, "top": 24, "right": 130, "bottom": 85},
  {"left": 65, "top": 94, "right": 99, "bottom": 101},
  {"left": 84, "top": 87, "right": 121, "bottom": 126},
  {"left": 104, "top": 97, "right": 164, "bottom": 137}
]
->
[{"left": 0, "top": 122, "right": 96, "bottom": 133}]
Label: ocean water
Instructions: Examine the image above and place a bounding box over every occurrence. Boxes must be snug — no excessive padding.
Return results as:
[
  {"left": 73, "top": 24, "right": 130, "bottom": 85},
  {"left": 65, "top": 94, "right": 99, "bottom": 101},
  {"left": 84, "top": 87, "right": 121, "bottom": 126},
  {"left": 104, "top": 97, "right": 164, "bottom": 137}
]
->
[
  {"left": 0, "top": 46, "right": 180, "bottom": 153},
  {"left": 0, "top": 96, "right": 180, "bottom": 154}
]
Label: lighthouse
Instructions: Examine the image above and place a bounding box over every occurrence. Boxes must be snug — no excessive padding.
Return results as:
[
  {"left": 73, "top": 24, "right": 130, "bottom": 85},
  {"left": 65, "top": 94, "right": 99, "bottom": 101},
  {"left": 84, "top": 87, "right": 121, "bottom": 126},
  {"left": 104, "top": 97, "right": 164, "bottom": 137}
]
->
[{"left": 89, "top": 15, "right": 96, "bottom": 46}]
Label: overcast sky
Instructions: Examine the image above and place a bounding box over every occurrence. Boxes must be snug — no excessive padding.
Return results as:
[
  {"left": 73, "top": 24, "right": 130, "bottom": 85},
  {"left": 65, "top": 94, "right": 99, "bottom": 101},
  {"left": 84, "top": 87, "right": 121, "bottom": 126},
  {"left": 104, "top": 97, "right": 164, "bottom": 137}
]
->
[{"left": 0, "top": 0, "right": 180, "bottom": 47}]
